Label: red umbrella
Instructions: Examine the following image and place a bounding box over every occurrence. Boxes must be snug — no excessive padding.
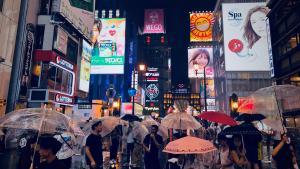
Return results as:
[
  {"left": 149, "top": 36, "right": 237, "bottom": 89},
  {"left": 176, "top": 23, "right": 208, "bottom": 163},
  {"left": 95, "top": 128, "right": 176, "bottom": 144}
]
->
[{"left": 198, "top": 111, "right": 238, "bottom": 126}]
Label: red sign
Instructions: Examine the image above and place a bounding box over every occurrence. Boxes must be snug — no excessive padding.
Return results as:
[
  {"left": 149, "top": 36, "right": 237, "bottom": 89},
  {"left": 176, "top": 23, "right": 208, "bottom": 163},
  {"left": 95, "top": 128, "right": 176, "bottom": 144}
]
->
[
  {"left": 55, "top": 94, "right": 73, "bottom": 104},
  {"left": 143, "top": 9, "right": 165, "bottom": 34}
]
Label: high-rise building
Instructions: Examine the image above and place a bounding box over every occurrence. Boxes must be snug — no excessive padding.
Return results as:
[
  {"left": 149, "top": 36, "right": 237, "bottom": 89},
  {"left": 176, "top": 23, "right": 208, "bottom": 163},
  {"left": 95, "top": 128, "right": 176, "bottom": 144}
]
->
[
  {"left": 213, "top": 0, "right": 272, "bottom": 114},
  {"left": 0, "top": 1, "right": 21, "bottom": 116}
]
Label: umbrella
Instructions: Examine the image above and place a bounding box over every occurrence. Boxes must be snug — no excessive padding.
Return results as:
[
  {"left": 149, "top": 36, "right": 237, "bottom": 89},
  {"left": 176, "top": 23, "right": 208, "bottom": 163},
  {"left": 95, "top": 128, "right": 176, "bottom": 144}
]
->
[
  {"left": 82, "top": 116, "right": 128, "bottom": 137},
  {"left": 236, "top": 113, "right": 265, "bottom": 123},
  {"left": 221, "top": 123, "right": 262, "bottom": 135},
  {"left": 161, "top": 112, "right": 201, "bottom": 130},
  {"left": 141, "top": 116, "right": 160, "bottom": 127},
  {"left": 163, "top": 136, "right": 216, "bottom": 154},
  {"left": 0, "top": 108, "right": 83, "bottom": 136},
  {"left": 132, "top": 122, "right": 149, "bottom": 142},
  {"left": 121, "top": 114, "right": 141, "bottom": 122},
  {"left": 238, "top": 85, "right": 300, "bottom": 132},
  {"left": 198, "top": 111, "right": 237, "bottom": 126}
]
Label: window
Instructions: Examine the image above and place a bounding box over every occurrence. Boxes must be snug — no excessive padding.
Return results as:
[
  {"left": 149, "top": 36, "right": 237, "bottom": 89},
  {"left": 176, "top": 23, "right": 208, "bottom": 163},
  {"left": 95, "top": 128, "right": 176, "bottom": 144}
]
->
[
  {"left": 35, "top": 25, "right": 45, "bottom": 49},
  {"left": 66, "top": 38, "right": 78, "bottom": 63},
  {"left": 47, "top": 63, "right": 74, "bottom": 95},
  {"left": 0, "top": 0, "right": 4, "bottom": 12}
]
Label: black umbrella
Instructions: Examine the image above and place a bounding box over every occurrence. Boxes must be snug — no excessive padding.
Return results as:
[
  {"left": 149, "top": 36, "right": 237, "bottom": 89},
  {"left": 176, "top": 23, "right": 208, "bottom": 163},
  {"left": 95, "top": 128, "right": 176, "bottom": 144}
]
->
[
  {"left": 121, "top": 114, "right": 141, "bottom": 122},
  {"left": 236, "top": 113, "right": 266, "bottom": 123},
  {"left": 221, "top": 123, "right": 262, "bottom": 135}
]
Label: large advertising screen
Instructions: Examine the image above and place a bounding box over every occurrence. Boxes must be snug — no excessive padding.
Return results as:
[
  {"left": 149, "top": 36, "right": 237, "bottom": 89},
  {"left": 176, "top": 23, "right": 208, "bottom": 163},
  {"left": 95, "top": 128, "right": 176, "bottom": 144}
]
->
[
  {"left": 222, "top": 3, "right": 271, "bottom": 71},
  {"left": 79, "top": 40, "right": 92, "bottom": 92},
  {"left": 188, "top": 47, "right": 214, "bottom": 78},
  {"left": 91, "top": 18, "right": 126, "bottom": 74},
  {"left": 190, "top": 12, "right": 214, "bottom": 42},
  {"left": 143, "top": 9, "right": 165, "bottom": 34},
  {"left": 52, "top": 0, "right": 94, "bottom": 39}
]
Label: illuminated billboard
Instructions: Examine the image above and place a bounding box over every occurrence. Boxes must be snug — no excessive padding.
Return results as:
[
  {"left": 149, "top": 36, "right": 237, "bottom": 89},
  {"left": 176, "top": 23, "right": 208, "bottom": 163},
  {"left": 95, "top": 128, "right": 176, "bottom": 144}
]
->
[
  {"left": 79, "top": 40, "right": 92, "bottom": 92},
  {"left": 188, "top": 47, "right": 214, "bottom": 78},
  {"left": 52, "top": 0, "right": 94, "bottom": 39},
  {"left": 91, "top": 18, "right": 126, "bottom": 74},
  {"left": 190, "top": 12, "right": 214, "bottom": 42},
  {"left": 222, "top": 3, "right": 271, "bottom": 71},
  {"left": 143, "top": 9, "right": 165, "bottom": 34}
]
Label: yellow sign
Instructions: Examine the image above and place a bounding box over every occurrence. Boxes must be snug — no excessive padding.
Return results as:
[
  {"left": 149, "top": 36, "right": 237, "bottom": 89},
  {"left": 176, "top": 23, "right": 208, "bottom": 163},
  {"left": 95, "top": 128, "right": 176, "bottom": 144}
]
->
[{"left": 190, "top": 13, "right": 214, "bottom": 42}]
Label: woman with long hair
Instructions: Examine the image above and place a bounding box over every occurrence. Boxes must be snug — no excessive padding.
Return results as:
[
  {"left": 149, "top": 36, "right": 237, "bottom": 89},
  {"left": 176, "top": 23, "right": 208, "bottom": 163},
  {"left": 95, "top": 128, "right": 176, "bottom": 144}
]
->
[
  {"left": 243, "top": 6, "right": 269, "bottom": 49},
  {"left": 230, "top": 135, "right": 249, "bottom": 169},
  {"left": 189, "top": 49, "right": 210, "bottom": 70}
]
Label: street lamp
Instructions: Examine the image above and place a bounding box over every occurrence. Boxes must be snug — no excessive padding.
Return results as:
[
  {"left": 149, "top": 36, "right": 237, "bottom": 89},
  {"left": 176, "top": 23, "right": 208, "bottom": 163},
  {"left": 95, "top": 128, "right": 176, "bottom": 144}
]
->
[{"left": 193, "top": 63, "right": 208, "bottom": 112}]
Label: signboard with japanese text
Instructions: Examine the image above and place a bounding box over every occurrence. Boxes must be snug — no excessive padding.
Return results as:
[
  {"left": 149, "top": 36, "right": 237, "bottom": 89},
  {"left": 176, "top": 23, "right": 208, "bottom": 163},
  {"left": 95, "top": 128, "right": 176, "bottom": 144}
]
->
[
  {"left": 79, "top": 40, "right": 92, "bottom": 92},
  {"left": 91, "top": 18, "right": 126, "bottom": 74}
]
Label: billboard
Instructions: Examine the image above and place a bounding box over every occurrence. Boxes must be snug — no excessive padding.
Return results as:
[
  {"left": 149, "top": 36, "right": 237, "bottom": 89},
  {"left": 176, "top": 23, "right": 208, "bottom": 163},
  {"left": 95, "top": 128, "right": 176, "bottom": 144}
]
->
[
  {"left": 91, "top": 18, "right": 126, "bottom": 74},
  {"left": 52, "top": 0, "right": 94, "bottom": 39},
  {"left": 190, "top": 12, "right": 214, "bottom": 42},
  {"left": 53, "top": 27, "right": 68, "bottom": 55},
  {"left": 222, "top": 3, "right": 271, "bottom": 71},
  {"left": 188, "top": 47, "right": 214, "bottom": 78},
  {"left": 143, "top": 9, "right": 165, "bottom": 34},
  {"left": 79, "top": 40, "right": 92, "bottom": 92}
]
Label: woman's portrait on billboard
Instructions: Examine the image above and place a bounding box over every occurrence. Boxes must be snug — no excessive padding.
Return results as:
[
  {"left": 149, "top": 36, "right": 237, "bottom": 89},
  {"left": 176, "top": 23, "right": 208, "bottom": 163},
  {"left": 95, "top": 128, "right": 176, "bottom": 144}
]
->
[{"left": 189, "top": 48, "right": 210, "bottom": 70}]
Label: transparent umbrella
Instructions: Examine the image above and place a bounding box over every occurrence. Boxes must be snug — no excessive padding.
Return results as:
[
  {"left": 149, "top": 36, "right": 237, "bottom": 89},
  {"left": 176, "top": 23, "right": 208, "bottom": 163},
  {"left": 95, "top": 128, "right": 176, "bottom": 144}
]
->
[
  {"left": 0, "top": 108, "right": 84, "bottom": 136},
  {"left": 161, "top": 112, "right": 202, "bottom": 130},
  {"left": 82, "top": 116, "right": 128, "bottom": 137},
  {"left": 238, "top": 85, "right": 300, "bottom": 132}
]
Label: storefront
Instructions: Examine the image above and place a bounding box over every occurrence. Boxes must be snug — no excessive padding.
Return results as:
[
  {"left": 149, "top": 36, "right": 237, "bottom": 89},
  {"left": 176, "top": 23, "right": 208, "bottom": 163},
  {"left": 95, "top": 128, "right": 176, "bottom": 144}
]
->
[{"left": 28, "top": 50, "right": 76, "bottom": 114}]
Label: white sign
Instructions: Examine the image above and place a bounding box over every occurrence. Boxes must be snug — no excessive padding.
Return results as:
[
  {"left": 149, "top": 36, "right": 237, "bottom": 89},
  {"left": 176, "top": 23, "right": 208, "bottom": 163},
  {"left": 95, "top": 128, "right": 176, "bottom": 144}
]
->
[
  {"left": 56, "top": 56, "right": 74, "bottom": 70},
  {"left": 79, "top": 40, "right": 92, "bottom": 92},
  {"left": 222, "top": 3, "right": 271, "bottom": 71}
]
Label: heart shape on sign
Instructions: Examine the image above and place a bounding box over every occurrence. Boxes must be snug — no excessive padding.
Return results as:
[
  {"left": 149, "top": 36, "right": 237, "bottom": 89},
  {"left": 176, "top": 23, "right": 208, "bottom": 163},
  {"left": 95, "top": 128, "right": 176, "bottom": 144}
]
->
[{"left": 109, "top": 30, "right": 116, "bottom": 36}]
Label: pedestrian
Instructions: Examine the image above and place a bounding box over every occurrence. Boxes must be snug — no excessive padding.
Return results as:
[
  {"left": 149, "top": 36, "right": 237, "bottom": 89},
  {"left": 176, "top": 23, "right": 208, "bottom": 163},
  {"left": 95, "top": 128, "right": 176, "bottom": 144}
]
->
[
  {"left": 126, "top": 122, "right": 134, "bottom": 165},
  {"left": 143, "top": 125, "right": 164, "bottom": 169},
  {"left": 217, "top": 134, "right": 234, "bottom": 169},
  {"left": 54, "top": 132, "right": 75, "bottom": 169},
  {"left": 38, "top": 136, "right": 68, "bottom": 169},
  {"left": 272, "top": 134, "right": 298, "bottom": 169},
  {"left": 17, "top": 130, "right": 38, "bottom": 169},
  {"left": 230, "top": 135, "right": 250, "bottom": 169},
  {"left": 85, "top": 121, "right": 103, "bottom": 169}
]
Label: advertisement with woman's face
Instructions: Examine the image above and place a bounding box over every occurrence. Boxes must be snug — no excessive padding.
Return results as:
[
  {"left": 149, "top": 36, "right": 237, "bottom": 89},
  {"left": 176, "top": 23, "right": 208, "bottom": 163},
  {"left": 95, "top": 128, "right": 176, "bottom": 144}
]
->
[
  {"left": 188, "top": 47, "right": 214, "bottom": 78},
  {"left": 222, "top": 3, "right": 271, "bottom": 71}
]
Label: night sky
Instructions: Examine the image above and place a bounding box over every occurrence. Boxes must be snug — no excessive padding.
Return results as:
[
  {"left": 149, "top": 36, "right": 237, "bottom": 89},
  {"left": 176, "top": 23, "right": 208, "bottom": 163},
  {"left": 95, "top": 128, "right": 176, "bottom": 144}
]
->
[{"left": 97, "top": 0, "right": 217, "bottom": 85}]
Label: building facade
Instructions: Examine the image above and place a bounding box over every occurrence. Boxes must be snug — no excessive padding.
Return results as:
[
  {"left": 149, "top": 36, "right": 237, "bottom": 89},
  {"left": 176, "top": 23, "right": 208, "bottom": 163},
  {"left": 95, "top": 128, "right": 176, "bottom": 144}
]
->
[
  {"left": 213, "top": 0, "right": 272, "bottom": 114},
  {"left": 0, "top": 0, "right": 21, "bottom": 116}
]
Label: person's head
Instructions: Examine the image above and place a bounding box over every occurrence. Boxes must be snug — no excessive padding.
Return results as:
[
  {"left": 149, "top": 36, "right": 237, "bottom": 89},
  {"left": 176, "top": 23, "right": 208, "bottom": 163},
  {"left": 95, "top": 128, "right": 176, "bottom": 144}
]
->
[
  {"left": 92, "top": 21, "right": 102, "bottom": 43},
  {"left": 91, "top": 120, "right": 102, "bottom": 133},
  {"left": 151, "top": 125, "right": 159, "bottom": 134},
  {"left": 189, "top": 49, "right": 210, "bottom": 69},
  {"left": 39, "top": 136, "right": 62, "bottom": 160},
  {"left": 233, "top": 135, "right": 242, "bottom": 147},
  {"left": 243, "top": 6, "right": 269, "bottom": 48},
  {"left": 218, "top": 134, "right": 228, "bottom": 147}
]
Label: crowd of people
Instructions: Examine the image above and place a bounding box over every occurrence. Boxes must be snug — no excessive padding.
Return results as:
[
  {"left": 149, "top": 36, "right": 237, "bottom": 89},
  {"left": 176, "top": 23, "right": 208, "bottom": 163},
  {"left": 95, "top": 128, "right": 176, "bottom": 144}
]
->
[{"left": 0, "top": 118, "right": 299, "bottom": 169}]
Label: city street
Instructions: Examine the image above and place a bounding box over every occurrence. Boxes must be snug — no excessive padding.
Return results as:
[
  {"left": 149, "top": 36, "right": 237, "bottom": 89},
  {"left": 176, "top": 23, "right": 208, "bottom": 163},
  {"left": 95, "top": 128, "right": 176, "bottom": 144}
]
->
[{"left": 0, "top": 0, "right": 300, "bottom": 169}]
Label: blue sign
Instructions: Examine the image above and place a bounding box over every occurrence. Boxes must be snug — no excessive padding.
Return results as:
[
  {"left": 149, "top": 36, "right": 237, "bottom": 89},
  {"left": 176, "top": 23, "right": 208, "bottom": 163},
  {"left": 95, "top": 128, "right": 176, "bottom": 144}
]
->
[{"left": 128, "top": 88, "right": 137, "bottom": 97}]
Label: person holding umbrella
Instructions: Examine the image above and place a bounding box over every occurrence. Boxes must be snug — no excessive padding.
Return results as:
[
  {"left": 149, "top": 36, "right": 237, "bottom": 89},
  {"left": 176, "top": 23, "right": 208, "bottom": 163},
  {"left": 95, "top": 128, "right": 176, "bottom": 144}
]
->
[
  {"left": 143, "top": 125, "right": 163, "bottom": 169},
  {"left": 230, "top": 135, "right": 249, "bottom": 169},
  {"left": 85, "top": 121, "right": 103, "bottom": 169}
]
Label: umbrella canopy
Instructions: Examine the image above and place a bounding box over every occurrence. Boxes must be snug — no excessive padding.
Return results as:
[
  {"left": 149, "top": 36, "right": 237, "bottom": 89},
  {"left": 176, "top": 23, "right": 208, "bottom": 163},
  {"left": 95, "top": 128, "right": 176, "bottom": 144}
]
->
[
  {"left": 121, "top": 114, "right": 141, "bottom": 122},
  {"left": 82, "top": 116, "right": 128, "bottom": 137},
  {"left": 163, "top": 136, "right": 216, "bottom": 154},
  {"left": 161, "top": 112, "right": 201, "bottom": 130},
  {"left": 198, "top": 111, "right": 237, "bottom": 126},
  {"left": 0, "top": 108, "right": 83, "bottom": 136},
  {"left": 221, "top": 123, "right": 262, "bottom": 135},
  {"left": 132, "top": 122, "right": 149, "bottom": 142},
  {"left": 236, "top": 113, "right": 265, "bottom": 123},
  {"left": 238, "top": 85, "right": 300, "bottom": 132},
  {"left": 141, "top": 116, "right": 160, "bottom": 128}
]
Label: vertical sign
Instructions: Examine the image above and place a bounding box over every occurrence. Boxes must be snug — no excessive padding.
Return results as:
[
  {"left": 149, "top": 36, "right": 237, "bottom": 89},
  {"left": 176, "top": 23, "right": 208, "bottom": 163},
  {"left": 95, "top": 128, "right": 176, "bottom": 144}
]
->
[
  {"left": 79, "top": 40, "right": 92, "bottom": 92},
  {"left": 144, "top": 68, "right": 160, "bottom": 113},
  {"left": 143, "top": 9, "right": 165, "bottom": 34}
]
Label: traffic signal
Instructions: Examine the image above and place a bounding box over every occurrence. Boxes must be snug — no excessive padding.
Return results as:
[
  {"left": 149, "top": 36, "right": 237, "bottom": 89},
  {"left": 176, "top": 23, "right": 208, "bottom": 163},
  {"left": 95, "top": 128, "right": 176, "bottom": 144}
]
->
[
  {"left": 230, "top": 93, "right": 238, "bottom": 115},
  {"left": 0, "top": 99, "right": 7, "bottom": 107}
]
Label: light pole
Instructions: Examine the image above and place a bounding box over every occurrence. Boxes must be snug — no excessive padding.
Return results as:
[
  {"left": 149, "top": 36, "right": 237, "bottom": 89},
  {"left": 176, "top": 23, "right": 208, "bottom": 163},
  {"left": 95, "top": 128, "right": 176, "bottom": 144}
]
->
[{"left": 193, "top": 63, "right": 208, "bottom": 112}]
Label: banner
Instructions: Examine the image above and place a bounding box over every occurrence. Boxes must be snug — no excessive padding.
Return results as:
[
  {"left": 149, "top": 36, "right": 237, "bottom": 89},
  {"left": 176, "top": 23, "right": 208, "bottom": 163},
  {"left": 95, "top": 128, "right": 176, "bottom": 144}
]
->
[
  {"left": 188, "top": 47, "right": 214, "bottom": 78},
  {"left": 190, "top": 12, "right": 214, "bottom": 42},
  {"left": 222, "top": 3, "right": 271, "bottom": 71},
  {"left": 91, "top": 18, "right": 126, "bottom": 74},
  {"left": 54, "top": 27, "right": 68, "bottom": 55},
  {"left": 143, "top": 9, "right": 165, "bottom": 34},
  {"left": 79, "top": 40, "right": 92, "bottom": 92},
  {"left": 52, "top": 0, "right": 94, "bottom": 39}
]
